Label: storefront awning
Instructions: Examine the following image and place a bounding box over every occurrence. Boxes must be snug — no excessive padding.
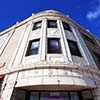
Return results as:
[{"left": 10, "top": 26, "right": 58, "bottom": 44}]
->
[
  {"left": 0, "top": 62, "right": 5, "bottom": 68},
  {"left": 0, "top": 75, "right": 4, "bottom": 79}
]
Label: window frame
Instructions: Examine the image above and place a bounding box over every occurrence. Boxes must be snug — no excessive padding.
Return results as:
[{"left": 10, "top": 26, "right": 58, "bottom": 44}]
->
[
  {"left": 16, "top": 89, "right": 94, "bottom": 100},
  {"left": 26, "top": 39, "right": 40, "bottom": 56},
  {"left": 48, "top": 38, "right": 61, "bottom": 54},
  {"left": 68, "top": 40, "right": 82, "bottom": 57},
  {"left": 33, "top": 21, "right": 42, "bottom": 30},
  {"left": 81, "top": 89, "right": 94, "bottom": 100},
  {"left": 47, "top": 20, "right": 57, "bottom": 28},
  {"left": 62, "top": 22, "right": 72, "bottom": 32},
  {"left": 82, "top": 34, "right": 95, "bottom": 45},
  {"left": 93, "top": 52, "right": 100, "bottom": 65}
]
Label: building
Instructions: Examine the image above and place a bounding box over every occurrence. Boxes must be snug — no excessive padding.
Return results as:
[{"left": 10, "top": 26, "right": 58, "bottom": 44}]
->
[{"left": 0, "top": 10, "right": 100, "bottom": 100}]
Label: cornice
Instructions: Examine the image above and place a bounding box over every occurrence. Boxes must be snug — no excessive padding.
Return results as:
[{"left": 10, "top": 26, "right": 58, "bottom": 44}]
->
[{"left": 0, "top": 10, "right": 99, "bottom": 41}]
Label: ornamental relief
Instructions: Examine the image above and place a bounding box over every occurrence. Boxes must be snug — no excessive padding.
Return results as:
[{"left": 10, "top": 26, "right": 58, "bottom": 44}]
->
[
  {"left": 65, "top": 31, "right": 76, "bottom": 41},
  {"left": 23, "top": 55, "right": 39, "bottom": 66},
  {"left": 30, "top": 29, "right": 41, "bottom": 40},
  {"left": 47, "top": 29, "right": 60, "bottom": 37},
  {"left": 72, "top": 56, "right": 87, "bottom": 65}
]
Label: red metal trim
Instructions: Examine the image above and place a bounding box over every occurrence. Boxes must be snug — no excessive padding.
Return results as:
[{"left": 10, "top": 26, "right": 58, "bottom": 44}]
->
[
  {"left": 0, "top": 75, "right": 4, "bottom": 79},
  {"left": 0, "top": 62, "right": 5, "bottom": 68}
]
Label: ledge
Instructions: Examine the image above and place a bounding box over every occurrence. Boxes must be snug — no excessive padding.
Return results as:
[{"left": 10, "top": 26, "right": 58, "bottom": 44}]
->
[{"left": 0, "top": 62, "right": 100, "bottom": 77}]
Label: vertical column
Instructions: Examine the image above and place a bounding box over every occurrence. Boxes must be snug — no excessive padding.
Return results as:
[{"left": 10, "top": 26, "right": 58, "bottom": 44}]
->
[
  {"left": 11, "top": 22, "right": 32, "bottom": 67},
  {"left": 1, "top": 73, "right": 18, "bottom": 100},
  {"left": 93, "top": 87, "right": 100, "bottom": 100},
  {"left": 70, "top": 24, "right": 97, "bottom": 69},
  {"left": 57, "top": 19, "right": 72, "bottom": 62},
  {"left": 0, "top": 29, "right": 15, "bottom": 56},
  {"left": 39, "top": 18, "right": 47, "bottom": 61}
]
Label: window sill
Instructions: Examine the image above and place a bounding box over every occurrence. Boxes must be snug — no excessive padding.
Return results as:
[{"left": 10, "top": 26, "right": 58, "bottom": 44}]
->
[{"left": 25, "top": 54, "right": 38, "bottom": 58}]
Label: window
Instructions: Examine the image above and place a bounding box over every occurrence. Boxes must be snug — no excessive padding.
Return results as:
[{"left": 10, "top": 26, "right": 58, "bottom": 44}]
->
[
  {"left": 48, "top": 20, "right": 57, "bottom": 28},
  {"left": 83, "top": 34, "right": 95, "bottom": 45},
  {"left": 40, "top": 92, "right": 69, "bottom": 100},
  {"left": 68, "top": 40, "right": 82, "bottom": 57},
  {"left": 82, "top": 90, "right": 94, "bottom": 100},
  {"left": 48, "top": 38, "right": 61, "bottom": 53},
  {"left": 17, "top": 90, "right": 26, "bottom": 100},
  {"left": 93, "top": 52, "right": 100, "bottom": 64},
  {"left": 16, "top": 90, "right": 94, "bottom": 100},
  {"left": 70, "top": 92, "right": 79, "bottom": 100},
  {"left": 26, "top": 39, "right": 40, "bottom": 56},
  {"left": 62, "top": 22, "right": 71, "bottom": 31},
  {"left": 30, "top": 92, "right": 39, "bottom": 100},
  {"left": 33, "top": 21, "right": 42, "bottom": 30}
]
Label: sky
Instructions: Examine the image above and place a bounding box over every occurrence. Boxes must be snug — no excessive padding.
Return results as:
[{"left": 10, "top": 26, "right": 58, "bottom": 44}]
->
[{"left": 0, "top": 0, "right": 100, "bottom": 39}]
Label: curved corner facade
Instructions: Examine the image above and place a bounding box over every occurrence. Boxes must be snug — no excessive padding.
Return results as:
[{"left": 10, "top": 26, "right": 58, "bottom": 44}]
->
[{"left": 0, "top": 10, "right": 100, "bottom": 100}]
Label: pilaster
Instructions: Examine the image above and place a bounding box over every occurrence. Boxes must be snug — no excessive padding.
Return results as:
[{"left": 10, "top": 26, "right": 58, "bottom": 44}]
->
[
  {"left": 11, "top": 23, "right": 32, "bottom": 67},
  {"left": 39, "top": 18, "right": 47, "bottom": 61},
  {"left": 1, "top": 73, "right": 18, "bottom": 100},
  {"left": 70, "top": 24, "right": 98, "bottom": 69},
  {"left": 0, "top": 29, "right": 15, "bottom": 56},
  {"left": 57, "top": 19, "right": 72, "bottom": 62}
]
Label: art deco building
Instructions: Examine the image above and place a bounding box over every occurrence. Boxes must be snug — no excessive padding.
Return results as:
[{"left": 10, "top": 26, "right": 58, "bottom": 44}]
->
[{"left": 0, "top": 10, "right": 100, "bottom": 100}]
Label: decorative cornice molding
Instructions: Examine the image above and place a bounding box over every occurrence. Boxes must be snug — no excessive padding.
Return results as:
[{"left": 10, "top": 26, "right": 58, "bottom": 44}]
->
[
  {"left": 0, "top": 10, "right": 99, "bottom": 41},
  {"left": 0, "top": 62, "right": 100, "bottom": 77}
]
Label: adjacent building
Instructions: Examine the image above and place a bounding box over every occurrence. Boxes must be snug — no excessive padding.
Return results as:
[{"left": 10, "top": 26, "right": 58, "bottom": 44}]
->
[{"left": 0, "top": 10, "right": 100, "bottom": 100}]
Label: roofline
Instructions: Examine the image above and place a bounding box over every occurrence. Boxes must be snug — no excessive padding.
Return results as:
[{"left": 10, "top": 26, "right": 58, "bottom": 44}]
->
[{"left": 0, "top": 10, "right": 100, "bottom": 41}]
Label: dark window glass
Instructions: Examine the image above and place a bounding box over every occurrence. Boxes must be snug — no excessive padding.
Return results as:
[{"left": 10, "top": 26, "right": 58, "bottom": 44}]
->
[
  {"left": 17, "top": 90, "right": 26, "bottom": 100},
  {"left": 70, "top": 92, "right": 79, "bottom": 100},
  {"left": 68, "top": 40, "right": 82, "bottom": 57},
  {"left": 0, "top": 77, "right": 4, "bottom": 89},
  {"left": 63, "top": 22, "right": 71, "bottom": 31},
  {"left": 48, "top": 38, "right": 61, "bottom": 53},
  {"left": 82, "top": 90, "right": 94, "bottom": 100},
  {"left": 83, "top": 34, "right": 95, "bottom": 45},
  {"left": 93, "top": 52, "right": 100, "bottom": 64},
  {"left": 40, "top": 92, "right": 51, "bottom": 100},
  {"left": 60, "top": 92, "right": 69, "bottom": 100},
  {"left": 33, "top": 21, "right": 42, "bottom": 30},
  {"left": 26, "top": 39, "right": 39, "bottom": 56},
  {"left": 0, "top": 76, "right": 4, "bottom": 97},
  {"left": 16, "top": 90, "right": 95, "bottom": 100},
  {"left": 48, "top": 20, "right": 57, "bottom": 28},
  {"left": 40, "top": 92, "right": 69, "bottom": 100},
  {"left": 29, "top": 92, "right": 39, "bottom": 100}
]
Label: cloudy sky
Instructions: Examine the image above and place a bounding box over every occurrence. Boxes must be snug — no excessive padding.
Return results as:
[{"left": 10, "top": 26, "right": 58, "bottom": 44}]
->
[{"left": 0, "top": 0, "right": 100, "bottom": 38}]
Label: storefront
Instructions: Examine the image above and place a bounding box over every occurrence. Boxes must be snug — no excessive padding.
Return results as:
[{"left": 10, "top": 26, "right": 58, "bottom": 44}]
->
[{"left": 16, "top": 90, "right": 94, "bottom": 100}]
